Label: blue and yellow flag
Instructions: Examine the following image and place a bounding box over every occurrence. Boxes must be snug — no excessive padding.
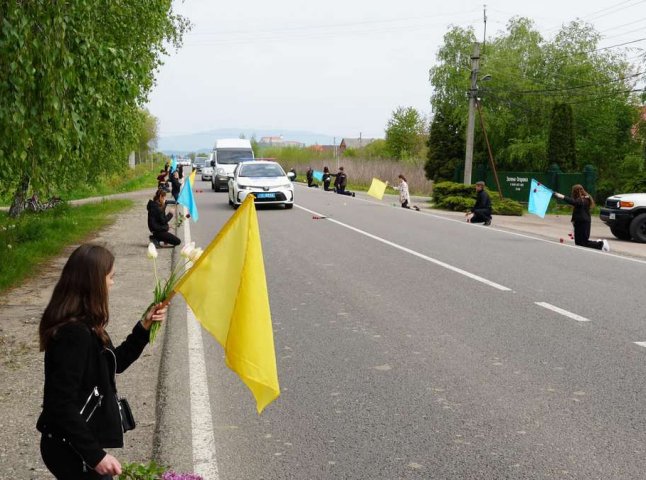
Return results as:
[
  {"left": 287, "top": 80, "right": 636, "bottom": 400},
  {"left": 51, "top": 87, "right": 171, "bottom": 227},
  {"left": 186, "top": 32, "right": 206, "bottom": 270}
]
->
[
  {"left": 177, "top": 171, "right": 199, "bottom": 221},
  {"left": 528, "top": 178, "right": 553, "bottom": 218},
  {"left": 313, "top": 170, "right": 324, "bottom": 182},
  {"left": 173, "top": 196, "right": 279, "bottom": 413}
]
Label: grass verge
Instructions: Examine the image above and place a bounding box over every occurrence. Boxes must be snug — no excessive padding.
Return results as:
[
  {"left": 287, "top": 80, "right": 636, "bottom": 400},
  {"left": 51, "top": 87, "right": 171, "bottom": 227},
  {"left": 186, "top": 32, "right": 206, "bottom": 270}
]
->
[{"left": 0, "top": 199, "right": 133, "bottom": 294}]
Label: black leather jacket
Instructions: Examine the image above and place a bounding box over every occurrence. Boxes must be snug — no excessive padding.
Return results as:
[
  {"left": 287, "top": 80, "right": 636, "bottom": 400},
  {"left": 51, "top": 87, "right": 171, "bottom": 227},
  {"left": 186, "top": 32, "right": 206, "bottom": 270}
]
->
[{"left": 37, "top": 321, "right": 149, "bottom": 467}]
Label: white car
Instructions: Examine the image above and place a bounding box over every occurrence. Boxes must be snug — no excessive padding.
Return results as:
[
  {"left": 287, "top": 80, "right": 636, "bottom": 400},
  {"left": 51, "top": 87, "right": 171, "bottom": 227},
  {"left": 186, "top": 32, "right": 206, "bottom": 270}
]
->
[
  {"left": 201, "top": 166, "right": 214, "bottom": 181},
  {"left": 228, "top": 160, "right": 295, "bottom": 209}
]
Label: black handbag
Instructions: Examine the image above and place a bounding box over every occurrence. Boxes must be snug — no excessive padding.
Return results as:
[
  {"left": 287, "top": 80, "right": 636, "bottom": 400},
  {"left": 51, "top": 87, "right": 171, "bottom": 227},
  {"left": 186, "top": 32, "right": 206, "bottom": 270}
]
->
[{"left": 117, "top": 397, "right": 136, "bottom": 432}]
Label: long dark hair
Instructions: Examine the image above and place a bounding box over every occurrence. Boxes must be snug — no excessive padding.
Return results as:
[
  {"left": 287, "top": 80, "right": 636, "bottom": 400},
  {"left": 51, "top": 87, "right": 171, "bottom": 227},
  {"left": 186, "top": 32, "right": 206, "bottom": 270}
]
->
[
  {"left": 398, "top": 174, "right": 407, "bottom": 182},
  {"left": 153, "top": 188, "right": 167, "bottom": 208},
  {"left": 39, "top": 244, "right": 114, "bottom": 351},
  {"left": 571, "top": 184, "right": 595, "bottom": 209}
]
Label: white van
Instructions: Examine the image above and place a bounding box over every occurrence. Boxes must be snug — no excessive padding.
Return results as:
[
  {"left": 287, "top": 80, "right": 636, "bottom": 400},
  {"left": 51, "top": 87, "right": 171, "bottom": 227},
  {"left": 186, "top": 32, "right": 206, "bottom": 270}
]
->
[{"left": 210, "top": 138, "right": 255, "bottom": 191}]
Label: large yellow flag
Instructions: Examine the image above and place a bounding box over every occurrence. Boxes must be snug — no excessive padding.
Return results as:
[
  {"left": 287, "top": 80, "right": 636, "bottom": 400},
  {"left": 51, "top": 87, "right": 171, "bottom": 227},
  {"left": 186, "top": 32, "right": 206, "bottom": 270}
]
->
[
  {"left": 173, "top": 195, "right": 279, "bottom": 413},
  {"left": 367, "top": 178, "right": 387, "bottom": 200}
]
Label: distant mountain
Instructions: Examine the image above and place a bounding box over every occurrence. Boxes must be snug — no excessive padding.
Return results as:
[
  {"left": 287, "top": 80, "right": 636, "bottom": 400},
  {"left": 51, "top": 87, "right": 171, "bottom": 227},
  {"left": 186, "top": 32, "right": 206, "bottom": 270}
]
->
[{"left": 158, "top": 128, "right": 339, "bottom": 153}]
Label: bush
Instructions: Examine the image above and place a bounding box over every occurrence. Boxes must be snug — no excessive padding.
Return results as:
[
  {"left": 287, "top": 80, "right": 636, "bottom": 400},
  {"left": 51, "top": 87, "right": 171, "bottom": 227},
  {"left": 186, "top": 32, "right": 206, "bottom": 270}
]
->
[
  {"left": 432, "top": 181, "right": 474, "bottom": 204},
  {"left": 492, "top": 198, "right": 523, "bottom": 216},
  {"left": 437, "top": 195, "right": 475, "bottom": 212}
]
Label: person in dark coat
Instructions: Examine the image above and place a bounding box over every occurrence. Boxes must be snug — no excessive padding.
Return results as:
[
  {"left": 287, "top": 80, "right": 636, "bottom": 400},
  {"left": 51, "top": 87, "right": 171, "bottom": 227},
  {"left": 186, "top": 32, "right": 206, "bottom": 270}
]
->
[
  {"left": 322, "top": 166, "right": 335, "bottom": 191},
  {"left": 169, "top": 171, "right": 181, "bottom": 201},
  {"left": 306, "top": 167, "right": 317, "bottom": 187},
  {"left": 334, "top": 166, "right": 355, "bottom": 197},
  {"left": 466, "top": 181, "right": 492, "bottom": 225},
  {"left": 37, "top": 244, "right": 167, "bottom": 479},
  {"left": 147, "top": 189, "right": 181, "bottom": 247},
  {"left": 554, "top": 184, "right": 609, "bottom": 251}
]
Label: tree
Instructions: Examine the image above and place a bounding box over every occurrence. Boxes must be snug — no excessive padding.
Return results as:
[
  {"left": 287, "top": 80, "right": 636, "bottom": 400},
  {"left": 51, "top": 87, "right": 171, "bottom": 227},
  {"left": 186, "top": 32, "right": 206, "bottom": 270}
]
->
[
  {"left": 385, "top": 106, "right": 427, "bottom": 159},
  {"left": 0, "top": 2, "right": 189, "bottom": 216},
  {"left": 429, "top": 18, "right": 642, "bottom": 176},
  {"left": 425, "top": 110, "right": 465, "bottom": 182},
  {"left": 547, "top": 103, "right": 577, "bottom": 171}
]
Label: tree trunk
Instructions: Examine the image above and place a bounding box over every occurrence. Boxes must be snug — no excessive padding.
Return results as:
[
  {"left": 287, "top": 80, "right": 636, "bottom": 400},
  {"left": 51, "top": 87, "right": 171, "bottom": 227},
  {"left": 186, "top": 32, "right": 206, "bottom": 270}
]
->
[{"left": 8, "top": 175, "right": 30, "bottom": 218}]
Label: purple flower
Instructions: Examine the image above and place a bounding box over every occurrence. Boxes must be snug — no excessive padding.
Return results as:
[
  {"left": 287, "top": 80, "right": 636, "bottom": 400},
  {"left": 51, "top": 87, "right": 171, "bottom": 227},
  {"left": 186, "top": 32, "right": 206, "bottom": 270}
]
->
[{"left": 162, "top": 472, "right": 204, "bottom": 480}]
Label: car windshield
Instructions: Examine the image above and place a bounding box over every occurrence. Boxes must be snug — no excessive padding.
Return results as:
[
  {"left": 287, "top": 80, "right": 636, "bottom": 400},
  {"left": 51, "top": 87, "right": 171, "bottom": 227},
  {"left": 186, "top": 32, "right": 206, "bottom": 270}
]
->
[
  {"left": 217, "top": 150, "right": 254, "bottom": 165},
  {"left": 239, "top": 164, "right": 285, "bottom": 178}
]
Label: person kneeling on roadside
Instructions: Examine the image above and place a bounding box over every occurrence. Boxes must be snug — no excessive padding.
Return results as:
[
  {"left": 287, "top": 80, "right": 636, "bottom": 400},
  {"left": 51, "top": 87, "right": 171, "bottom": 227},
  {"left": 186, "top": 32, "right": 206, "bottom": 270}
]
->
[
  {"left": 466, "top": 181, "right": 492, "bottom": 225},
  {"left": 147, "top": 189, "right": 181, "bottom": 247},
  {"left": 334, "top": 166, "right": 355, "bottom": 197}
]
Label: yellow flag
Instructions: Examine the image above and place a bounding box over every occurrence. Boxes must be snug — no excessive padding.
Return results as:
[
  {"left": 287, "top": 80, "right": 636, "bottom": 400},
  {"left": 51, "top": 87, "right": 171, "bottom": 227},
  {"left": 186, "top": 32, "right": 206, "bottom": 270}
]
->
[
  {"left": 173, "top": 196, "right": 280, "bottom": 413},
  {"left": 367, "top": 178, "right": 387, "bottom": 200},
  {"left": 188, "top": 169, "right": 196, "bottom": 186}
]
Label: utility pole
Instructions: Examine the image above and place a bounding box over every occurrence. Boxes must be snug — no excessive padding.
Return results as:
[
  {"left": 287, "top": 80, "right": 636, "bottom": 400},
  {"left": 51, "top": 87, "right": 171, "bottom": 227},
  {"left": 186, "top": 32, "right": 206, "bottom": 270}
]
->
[{"left": 464, "top": 42, "right": 480, "bottom": 185}]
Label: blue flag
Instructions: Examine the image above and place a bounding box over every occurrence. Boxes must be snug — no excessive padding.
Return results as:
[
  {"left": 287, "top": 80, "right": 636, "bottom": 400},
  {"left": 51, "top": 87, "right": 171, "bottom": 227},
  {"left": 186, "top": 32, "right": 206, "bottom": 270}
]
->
[
  {"left": 177, "top": 171, "right": 199, "bottom": 222},
  {"left": 528, "top": 178, "right": 553, "bottom": 218},
  {"left": 313, "top": 170, "right": 323, "bottom": 182},
  {"left": 170, "top": 155, "right": 177, "bottom": 174}
]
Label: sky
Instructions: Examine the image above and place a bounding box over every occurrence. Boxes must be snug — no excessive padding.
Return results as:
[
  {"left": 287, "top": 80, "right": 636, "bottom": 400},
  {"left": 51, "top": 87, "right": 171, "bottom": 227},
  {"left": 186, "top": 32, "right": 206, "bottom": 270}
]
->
[{"left": 147, "top": 0, "right": 646, "bottom": 141}]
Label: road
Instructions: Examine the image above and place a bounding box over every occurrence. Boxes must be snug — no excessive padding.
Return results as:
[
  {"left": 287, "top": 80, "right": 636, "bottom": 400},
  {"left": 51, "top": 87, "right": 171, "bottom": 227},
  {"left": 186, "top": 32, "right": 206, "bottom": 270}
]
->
[{"left": 167, "top": 178, "right": 646, "bottom": 479}]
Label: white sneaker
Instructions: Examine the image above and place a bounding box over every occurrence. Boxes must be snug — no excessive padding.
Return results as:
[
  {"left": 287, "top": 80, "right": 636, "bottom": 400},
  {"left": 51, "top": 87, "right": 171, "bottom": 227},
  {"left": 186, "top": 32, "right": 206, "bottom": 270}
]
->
[{"left": 602, "top": 239, "right": 610, "bottom": 252}]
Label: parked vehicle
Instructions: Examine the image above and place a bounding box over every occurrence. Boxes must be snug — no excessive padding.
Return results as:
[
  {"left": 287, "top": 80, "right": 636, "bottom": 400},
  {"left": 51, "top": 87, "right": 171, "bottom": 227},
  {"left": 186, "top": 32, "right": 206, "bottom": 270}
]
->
[
  {"left": 227, "top": 160, "right": 295, "bottom": 209},
  {"left": 210, "top": 139, "right": 255, "bottom": 192},
  {"left": 600, "top": 193, "right": 646, "bottom": 242}
]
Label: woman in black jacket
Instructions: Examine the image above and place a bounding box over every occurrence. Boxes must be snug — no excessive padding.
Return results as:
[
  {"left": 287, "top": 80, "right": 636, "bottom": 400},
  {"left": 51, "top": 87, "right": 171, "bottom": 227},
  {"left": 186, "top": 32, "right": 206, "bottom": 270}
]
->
[
  {"left": 322, "top": 166, "right": 334, "bottom": 191},
  {"left": 147, "top": 189, "right": 181, "bottom": 247},
  {"left": 554, "top": 184, "right": 609, "bottom": 252},
  {"left": 37, "top": 244, "right": 167, "bottom": 478}
]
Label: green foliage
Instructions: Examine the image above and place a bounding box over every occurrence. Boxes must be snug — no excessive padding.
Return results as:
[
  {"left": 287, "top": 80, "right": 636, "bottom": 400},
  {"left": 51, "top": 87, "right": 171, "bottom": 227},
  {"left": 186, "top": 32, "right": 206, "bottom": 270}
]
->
[
  {"left": 432, "top": 181, "right": 474, "bottom": 204},
  {"left": 622, "top": 175, "right": 646, "bottom": 193},
  {"left": 547, "top": 103, "right": 577, "bottom": 171},
  {"left": 119, "top": 461, "right": 167, "bottom": 480},
  {"left": 361, "top": 139, "right": 390, "bottom": 159},
  {"left": 438, "top": 195, "right": 475, "bottom": 211},
  {"left": 0, "top": 200, "right": 132, "bottom": 293},
  {"left": 385, "top": 106, "right": 427, "bottom": 159},
  {"left": 342, "top": 148, "right": 358, "bottom": 158},
  {"left": 425, "top": 109, "right": 465, "bottom": 181},
  {"left": 0, "top": 2, "right": 188, "bottom": 214},
  {"left": 429, "top": 18, "right": 643, "bottom": 180},
  {"left": 492, "top": 197, "right": 524, "bottom": 216}
]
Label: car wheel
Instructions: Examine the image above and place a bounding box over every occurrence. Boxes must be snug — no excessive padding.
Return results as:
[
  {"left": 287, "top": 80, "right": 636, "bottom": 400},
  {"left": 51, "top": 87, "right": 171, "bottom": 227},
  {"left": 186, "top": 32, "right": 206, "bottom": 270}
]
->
[
  {"left": 284, "top": 203, "right": 294, "bottom": 209},
  {"left": 610, "top": 225, "right": 632, "bottom": 241},
  {"left": 232, "top": 203, "right": 239, "bottom": 210},
  {"left": 629, "top": 213, "right": 646, "bottom": 243},
  {"left": 228, "top": 198, "right": 233, "bottom": 206},
  {"left": 211, "top": 181, "right": 216, "bottom": 191}
]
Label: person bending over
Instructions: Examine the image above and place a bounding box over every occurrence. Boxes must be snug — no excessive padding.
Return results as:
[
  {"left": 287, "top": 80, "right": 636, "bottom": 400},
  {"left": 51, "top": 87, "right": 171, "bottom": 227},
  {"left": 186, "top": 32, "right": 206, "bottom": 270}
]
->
[
  {"left": 466, "top": 181, "right": 492, "bottom": 225},
  {"left": 147, "top": 189, "right": 181, "bottom": 247}
]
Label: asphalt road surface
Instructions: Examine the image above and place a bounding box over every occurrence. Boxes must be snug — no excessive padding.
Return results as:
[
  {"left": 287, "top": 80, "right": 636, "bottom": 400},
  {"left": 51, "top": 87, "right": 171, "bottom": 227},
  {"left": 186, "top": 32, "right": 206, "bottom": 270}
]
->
[{"left": 179, "top": 179, "right": 646, "bottom": 480}]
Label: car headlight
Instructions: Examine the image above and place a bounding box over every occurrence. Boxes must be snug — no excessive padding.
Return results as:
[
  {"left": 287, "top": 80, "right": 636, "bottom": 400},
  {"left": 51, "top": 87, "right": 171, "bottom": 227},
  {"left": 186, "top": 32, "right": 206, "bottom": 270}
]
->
[
  {"left": 217, "top": 168, "right": 226, "bottom": 175},
  {"left": 237, "top": 184, "right": 252, "bottom": 190},
  {"left": 278, "top": 183, "right": 293, "bottom": 189}
]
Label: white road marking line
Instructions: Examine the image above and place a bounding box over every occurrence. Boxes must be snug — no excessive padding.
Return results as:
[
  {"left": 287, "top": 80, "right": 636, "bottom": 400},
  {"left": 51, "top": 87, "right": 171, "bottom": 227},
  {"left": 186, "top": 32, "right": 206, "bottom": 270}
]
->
[
  {"left": 295, "top": 204, "right": 511, "bottom": 291},
  {"left": 293, "top": 185, "right": 646, "bottom": 266},
  {"left": 535, "top": 302, "right": 591, "bottom": 322},
  {"left": 634, "top": 342, "right": 646, "bottom": 348},
  {"left": 183, "top": 212, "right": 220, "bottom": 480}
]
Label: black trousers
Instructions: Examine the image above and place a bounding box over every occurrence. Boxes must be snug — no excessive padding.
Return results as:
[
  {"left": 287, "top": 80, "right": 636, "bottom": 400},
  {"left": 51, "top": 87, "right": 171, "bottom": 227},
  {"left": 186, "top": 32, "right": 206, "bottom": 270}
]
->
[
  {"left": 470, "top": 209, "right": 492, "bottom": 223},
  {"left": 323, "top": 181, "right": 334, "bottom": 191},
  {"left": 573, "top": 221, "right": 603, "bottom": 249},
  {"left": 151, "top": 230, "right": 181, "bottom": 246},
  {"left": 335, "top": 186, "right": 353, "bottom": 196},
  {"left": 41, "top": 434, "right": 111, "bottom": 480},
  {"left": 401, "top": 200, "right": 410, "bottom": 209}
]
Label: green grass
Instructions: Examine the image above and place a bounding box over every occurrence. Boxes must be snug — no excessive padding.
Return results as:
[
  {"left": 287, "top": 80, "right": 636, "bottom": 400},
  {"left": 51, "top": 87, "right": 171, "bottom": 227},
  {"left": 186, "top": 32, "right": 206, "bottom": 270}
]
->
[
  {"left": 0, "top": 199, "right": 133, "bottom": 294},
  {"left": 61, "top": 163, "right": 161, "bottom": 201}
]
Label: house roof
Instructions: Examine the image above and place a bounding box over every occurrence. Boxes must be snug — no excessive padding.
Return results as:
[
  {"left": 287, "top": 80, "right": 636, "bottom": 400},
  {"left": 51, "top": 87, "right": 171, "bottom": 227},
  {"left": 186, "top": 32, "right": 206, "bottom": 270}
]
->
[{"left": 340, "top": 138, "right": 377, "bottom": 149}]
